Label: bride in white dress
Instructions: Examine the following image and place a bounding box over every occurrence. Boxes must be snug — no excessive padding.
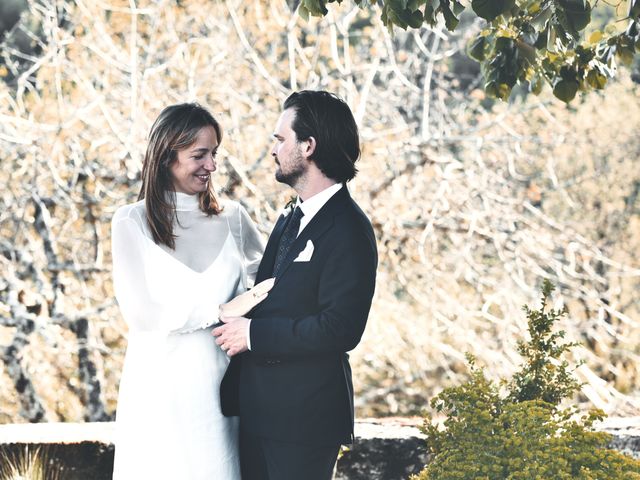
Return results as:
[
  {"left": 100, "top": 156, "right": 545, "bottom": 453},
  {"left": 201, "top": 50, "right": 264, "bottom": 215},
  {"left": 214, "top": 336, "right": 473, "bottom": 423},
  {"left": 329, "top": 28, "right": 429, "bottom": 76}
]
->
[{"left": 111, "top": 103, "right": 271, "bottom": 479}]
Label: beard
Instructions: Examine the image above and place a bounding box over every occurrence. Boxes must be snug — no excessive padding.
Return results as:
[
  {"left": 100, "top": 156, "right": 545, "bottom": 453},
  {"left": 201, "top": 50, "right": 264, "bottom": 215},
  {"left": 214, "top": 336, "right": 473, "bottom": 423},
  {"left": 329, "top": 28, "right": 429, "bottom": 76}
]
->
[{"left": 275, "top": 151, "right": 306, "bottom": 187}]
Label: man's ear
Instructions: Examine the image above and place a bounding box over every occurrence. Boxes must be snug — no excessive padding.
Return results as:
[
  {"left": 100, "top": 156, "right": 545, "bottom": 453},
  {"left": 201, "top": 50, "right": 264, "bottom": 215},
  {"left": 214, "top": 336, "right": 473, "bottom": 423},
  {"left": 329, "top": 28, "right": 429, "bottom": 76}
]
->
[{"left": 301, "top": 136, "right": 316, "bottom": 159}]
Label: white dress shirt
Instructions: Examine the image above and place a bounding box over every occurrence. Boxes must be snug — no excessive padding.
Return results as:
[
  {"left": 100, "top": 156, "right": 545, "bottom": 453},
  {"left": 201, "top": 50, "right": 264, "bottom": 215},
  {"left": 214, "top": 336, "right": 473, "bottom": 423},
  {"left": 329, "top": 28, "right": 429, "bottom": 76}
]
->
[{"left": 247, "top": 183, "right": 343, "bottom": 349}]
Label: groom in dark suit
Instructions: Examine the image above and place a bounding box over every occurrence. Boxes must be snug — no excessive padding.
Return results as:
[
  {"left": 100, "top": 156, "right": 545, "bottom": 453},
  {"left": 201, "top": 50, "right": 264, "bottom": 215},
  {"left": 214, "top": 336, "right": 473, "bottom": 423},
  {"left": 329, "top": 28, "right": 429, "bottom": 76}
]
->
[{"left": 214, "top": 90, "right": 377, "bottom": 480}]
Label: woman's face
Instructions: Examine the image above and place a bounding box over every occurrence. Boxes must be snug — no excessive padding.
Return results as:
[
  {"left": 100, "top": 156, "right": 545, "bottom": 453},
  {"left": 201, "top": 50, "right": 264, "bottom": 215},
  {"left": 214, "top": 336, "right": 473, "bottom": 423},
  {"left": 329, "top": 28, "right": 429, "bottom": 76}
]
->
[{"left": 169, "top": 126, "right": 219, "bottom": 195}]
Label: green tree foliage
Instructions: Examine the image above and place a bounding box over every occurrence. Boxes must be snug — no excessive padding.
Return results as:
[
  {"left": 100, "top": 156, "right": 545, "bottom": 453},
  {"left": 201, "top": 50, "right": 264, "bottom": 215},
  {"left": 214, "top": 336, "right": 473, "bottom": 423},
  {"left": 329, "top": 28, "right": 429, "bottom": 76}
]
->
[
  {"left": 411, "top": 280, "right": 640, "bottom": 479},
  {"left": 508, "top": 281, "right": 581, "bottom": 405},
  {"left": 299, "top": 0, "right": 640, "bottom": 102}
]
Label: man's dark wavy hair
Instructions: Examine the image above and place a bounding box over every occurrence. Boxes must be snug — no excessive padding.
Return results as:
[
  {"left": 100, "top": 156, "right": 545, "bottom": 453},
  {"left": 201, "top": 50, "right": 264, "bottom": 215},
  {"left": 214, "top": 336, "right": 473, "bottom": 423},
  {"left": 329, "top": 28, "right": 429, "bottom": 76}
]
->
[{"left": 283, "top": 90, "right": 360, "bottom": 183}]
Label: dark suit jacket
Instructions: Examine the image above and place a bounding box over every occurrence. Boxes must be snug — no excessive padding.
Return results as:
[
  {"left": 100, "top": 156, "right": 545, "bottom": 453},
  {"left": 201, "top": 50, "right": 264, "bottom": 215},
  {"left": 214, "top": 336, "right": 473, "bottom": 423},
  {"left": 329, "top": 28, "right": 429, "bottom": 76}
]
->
[{"left": 220, "top": 186, "right": 377, "bottom": 445}]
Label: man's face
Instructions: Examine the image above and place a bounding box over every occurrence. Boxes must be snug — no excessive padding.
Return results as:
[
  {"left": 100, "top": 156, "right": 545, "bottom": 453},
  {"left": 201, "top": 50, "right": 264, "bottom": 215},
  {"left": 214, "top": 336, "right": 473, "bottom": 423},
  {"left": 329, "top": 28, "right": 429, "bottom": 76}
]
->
[{"left": 271, "top": 108, "right": 307, "bottom": 188}]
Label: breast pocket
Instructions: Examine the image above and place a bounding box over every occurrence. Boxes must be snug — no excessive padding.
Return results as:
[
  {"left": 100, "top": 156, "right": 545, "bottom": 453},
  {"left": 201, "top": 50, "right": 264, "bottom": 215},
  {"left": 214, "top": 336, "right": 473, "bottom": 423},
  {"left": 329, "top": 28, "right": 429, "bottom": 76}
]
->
[{"left": 291, "top": 239, "right": 315, "bottom": 263}]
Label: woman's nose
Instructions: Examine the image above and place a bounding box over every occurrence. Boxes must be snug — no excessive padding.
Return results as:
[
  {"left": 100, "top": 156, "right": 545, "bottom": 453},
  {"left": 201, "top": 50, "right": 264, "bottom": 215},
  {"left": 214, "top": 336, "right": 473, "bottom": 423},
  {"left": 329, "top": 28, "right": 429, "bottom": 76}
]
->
[{"left": 205, "top": 154, "right": 216, "bottom": 171}]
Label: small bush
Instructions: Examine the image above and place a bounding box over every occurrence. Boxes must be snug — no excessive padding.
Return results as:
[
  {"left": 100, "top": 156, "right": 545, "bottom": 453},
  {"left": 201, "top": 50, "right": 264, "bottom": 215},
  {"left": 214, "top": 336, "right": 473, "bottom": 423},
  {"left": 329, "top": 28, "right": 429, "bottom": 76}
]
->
[{"left": 412, "top": 280, "right": 640, "bottom": 480}]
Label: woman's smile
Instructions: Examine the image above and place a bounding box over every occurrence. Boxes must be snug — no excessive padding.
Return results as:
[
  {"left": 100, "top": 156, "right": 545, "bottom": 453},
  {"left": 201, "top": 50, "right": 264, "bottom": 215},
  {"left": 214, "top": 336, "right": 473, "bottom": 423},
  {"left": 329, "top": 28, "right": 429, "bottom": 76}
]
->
[{"left": 169, "top": 126, "right": 219, "bottom": 195}]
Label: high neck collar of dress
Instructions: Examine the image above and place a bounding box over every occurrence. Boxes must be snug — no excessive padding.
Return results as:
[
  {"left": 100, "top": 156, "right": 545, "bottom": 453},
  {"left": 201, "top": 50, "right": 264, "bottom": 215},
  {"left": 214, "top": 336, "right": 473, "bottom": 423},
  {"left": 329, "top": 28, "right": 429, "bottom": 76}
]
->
[{"left": 170, "top": 192, "right": 200, "bottom": 211}]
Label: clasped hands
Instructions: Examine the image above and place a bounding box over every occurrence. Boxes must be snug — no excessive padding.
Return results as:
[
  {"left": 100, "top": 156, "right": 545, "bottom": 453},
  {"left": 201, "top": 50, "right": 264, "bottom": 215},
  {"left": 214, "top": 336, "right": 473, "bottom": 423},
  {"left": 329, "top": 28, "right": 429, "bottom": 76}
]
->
[{"left": 212, "top": 277, "right": 275, "bottom": 356}]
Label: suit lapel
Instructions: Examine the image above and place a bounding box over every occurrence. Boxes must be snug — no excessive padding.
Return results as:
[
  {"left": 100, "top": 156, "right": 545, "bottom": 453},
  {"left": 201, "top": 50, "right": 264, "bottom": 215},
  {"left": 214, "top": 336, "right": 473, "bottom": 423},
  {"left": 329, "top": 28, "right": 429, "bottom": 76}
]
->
[{"left": 272, "top": 186, "right": 350, "bottom": 282}]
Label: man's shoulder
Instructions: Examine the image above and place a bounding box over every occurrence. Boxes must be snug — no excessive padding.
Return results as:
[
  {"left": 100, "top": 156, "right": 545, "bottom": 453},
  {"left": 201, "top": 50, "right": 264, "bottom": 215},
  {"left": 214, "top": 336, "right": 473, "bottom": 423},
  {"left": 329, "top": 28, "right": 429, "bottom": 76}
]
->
[
  {"left": 328, "top": 196, "right": 376, "bottom": 256},
  {"left": 336, "top": 194, "right": 374, "bottom": 232}
]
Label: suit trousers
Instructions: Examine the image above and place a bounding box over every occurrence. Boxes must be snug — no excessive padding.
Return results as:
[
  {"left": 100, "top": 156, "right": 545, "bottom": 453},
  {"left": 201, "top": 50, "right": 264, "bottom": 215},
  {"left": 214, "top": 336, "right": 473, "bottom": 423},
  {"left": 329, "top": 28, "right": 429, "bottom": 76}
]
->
[{"left": 240, "top": 427, "right": 340, "bottom": 480}]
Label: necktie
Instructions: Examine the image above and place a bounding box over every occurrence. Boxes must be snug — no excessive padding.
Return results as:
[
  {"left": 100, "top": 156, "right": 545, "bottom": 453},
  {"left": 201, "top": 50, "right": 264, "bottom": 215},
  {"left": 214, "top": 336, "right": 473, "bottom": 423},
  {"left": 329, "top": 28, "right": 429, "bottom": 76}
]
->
[{"left": 272, "top": 207, "right": 304, "bottom": 277}]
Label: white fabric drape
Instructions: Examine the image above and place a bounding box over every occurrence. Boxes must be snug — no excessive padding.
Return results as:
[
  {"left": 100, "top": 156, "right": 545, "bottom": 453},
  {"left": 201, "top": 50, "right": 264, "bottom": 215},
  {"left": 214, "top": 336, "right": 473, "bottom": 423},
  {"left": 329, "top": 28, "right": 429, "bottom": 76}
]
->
[{"left": 111, "top": 193, "right": 263, "bottom": 480}]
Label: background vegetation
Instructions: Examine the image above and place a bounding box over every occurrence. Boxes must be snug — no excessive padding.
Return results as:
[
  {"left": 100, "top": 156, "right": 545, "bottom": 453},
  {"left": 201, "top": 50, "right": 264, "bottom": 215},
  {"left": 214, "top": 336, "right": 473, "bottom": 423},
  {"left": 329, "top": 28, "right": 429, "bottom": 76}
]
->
[
  {"left": 1, "top": 0, "right": 639, "bottom": 424},
  {"left": 413, "top": 281, "right": 640, "bottom": 479},
  {"left": 302, "top": 0, "right": 640, "bottom": 102}
]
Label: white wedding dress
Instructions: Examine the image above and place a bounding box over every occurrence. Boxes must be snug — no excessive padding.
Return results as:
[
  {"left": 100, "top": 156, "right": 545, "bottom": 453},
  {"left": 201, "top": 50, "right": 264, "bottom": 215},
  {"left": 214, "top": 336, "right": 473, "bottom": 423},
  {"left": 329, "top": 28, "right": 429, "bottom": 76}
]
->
[{"left": 110, "top": 192, "right": 263, "bottom": 480}]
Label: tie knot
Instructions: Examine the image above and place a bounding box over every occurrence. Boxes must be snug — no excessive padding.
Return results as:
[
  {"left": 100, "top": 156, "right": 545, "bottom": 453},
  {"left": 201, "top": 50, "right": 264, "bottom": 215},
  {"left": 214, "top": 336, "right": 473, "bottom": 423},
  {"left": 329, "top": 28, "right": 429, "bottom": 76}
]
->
[{"left": 291, "top": 206, "right": 303, "bottom": 221}]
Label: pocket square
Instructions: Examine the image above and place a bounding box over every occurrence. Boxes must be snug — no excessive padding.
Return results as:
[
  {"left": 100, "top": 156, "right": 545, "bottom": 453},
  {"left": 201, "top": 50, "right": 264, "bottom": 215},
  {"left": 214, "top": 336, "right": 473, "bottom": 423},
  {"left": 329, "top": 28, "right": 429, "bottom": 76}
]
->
[{"left": 293, "top": 240, "right": 314, "bottom": 262}]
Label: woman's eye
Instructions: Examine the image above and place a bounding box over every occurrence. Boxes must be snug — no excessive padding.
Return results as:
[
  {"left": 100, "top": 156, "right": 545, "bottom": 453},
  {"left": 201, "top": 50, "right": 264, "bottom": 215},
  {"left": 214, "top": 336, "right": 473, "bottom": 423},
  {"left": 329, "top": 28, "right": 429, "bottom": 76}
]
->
[{"left": 193, "top": 151, "right": 216, "bottom": 160}]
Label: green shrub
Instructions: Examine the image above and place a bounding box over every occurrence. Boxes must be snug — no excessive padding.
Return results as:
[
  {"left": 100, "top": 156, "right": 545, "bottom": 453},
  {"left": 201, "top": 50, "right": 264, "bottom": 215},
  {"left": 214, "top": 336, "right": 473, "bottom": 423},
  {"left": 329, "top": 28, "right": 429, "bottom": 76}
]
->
[{"left": 411, "top": 280, "right": 640, "bottom": 480}]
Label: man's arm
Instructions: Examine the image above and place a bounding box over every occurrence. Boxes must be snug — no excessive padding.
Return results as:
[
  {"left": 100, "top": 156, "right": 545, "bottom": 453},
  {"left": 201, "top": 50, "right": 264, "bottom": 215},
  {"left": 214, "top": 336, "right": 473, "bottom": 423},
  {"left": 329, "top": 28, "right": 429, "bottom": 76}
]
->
[
  {"left": 251, "top": 223, "right": 377, "bottom": 356},
  {"left": 212, "top": 278, "right": 275, "bottom": 356}
]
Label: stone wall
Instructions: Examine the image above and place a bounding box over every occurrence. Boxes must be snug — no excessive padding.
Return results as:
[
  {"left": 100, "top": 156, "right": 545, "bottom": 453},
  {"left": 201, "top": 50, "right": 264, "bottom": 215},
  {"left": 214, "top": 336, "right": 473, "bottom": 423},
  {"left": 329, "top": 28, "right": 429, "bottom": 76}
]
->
[{"left": 0, "top": 418, "right": 638, "bottom": 479}]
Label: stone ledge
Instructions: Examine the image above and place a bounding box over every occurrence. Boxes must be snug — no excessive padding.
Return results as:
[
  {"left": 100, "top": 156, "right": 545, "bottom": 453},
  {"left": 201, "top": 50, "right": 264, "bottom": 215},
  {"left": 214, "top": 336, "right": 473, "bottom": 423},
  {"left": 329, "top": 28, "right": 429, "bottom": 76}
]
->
[
  {"left": 336, "top": 419, "right": 428, "bottom": 479},
  {"left": 0, "top": 418, "right": 638, "bottom": 479},
  {"left": 337, "top": 417, "right": 640, "bottom": 479}
]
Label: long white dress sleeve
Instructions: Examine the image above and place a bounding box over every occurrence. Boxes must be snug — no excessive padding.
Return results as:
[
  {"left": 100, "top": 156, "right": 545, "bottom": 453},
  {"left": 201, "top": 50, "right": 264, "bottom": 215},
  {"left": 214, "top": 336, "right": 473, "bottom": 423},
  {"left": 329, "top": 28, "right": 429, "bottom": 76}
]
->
[
  {"left": 111, "top": 193, "right": 264, "bottom": 480},
  {"left": 230, "top": 204, "right": 265, "bottom": 289}
]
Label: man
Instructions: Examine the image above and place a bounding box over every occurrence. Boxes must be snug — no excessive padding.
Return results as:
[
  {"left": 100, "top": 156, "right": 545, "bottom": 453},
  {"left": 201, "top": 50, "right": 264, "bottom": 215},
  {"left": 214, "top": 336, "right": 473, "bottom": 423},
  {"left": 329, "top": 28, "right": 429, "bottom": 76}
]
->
[{"left": 214, "top": 90, "right": 377, "bottom": 480}]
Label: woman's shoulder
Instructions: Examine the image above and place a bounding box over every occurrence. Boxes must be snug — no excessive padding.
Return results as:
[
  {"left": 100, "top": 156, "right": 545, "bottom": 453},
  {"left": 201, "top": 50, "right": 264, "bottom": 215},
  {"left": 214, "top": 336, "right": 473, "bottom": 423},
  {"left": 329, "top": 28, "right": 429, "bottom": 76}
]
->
[
  {"left": 112, "top": 199, "right": 146, "bottom": 225},
  {"left": 217, "top": 199, "right": 258, "bottom": 235},
  {"left": 218, "top": 198, "right": 244, "bottom": 218}
]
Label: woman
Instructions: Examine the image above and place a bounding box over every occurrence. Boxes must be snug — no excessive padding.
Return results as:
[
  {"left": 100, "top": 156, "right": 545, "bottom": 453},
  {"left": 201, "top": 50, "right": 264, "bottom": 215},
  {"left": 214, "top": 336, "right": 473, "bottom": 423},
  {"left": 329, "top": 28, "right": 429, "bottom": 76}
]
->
[{"left": 111, "top": 103, "right": 271, "bottom": 479}]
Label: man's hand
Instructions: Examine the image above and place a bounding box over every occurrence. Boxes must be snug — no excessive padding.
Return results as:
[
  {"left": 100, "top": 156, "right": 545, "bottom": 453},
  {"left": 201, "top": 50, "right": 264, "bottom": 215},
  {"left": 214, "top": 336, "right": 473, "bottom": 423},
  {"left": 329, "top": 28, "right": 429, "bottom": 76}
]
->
[{"left": 212, "top": 316, "right": 250, "bottom": 357}]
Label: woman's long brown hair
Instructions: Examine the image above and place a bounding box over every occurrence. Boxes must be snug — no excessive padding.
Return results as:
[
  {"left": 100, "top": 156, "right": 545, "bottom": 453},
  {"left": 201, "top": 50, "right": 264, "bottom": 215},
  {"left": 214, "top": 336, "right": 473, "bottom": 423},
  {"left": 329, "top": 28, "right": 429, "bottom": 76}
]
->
[{"left": 138, "top": 103, "right": 222, "bottom": 249}]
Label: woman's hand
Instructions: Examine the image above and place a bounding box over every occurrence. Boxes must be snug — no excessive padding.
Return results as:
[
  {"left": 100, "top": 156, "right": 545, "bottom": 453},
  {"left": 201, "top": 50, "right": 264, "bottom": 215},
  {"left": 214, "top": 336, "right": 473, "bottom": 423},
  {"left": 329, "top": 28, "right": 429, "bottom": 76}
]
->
[{"left": 219, "top": 277, "right": 275, "bottom": 319}]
